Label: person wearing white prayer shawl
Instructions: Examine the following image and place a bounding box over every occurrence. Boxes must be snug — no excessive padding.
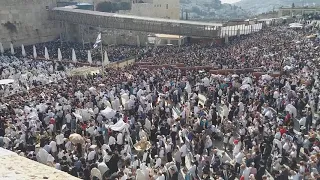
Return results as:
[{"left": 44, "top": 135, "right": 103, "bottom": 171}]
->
[
  {"left": 108, "top": 135, "right": 116, "bottom": 150},
  {"left": 180, "top": 143, "right": 187, "bottom": 167},
  {"left": 136, "top": 169, "right": 147, "bottom": 180},
  {"left": 117, "top": 132, "right": 123, "bottom": 147},
  {"left": 155, "top": 155, "right": 162, "bottom": 168},
  {"left": 87, "top": 148, "right": 96, "bottom": 162},
  {"left": 142, "top": 150, "right": 149, "bottom": 163},
  {"left": 98, "top": 158, "right": 109, "bottom": 176},
  {"left": 132, "top": 155, "right": 140, "bottom": 170},
  {"left": 91, "top": 167, "right": 102, "bottom": 180}
]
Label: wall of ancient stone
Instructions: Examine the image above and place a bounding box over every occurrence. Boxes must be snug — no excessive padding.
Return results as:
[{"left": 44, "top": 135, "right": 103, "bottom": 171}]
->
[{"left": 0, "top": 0, "right": 61, "bottom": 48}]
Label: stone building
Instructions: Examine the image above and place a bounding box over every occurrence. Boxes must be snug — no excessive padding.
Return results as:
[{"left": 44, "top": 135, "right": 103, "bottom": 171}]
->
[{"left": 121, "top": 0, "right": 180, "bottom": 20}]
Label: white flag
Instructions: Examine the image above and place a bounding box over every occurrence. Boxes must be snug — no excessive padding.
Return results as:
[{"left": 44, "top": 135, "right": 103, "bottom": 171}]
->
[
  {"left": 33, "top": 45, "right": 37, "bottom": 59},
  {"left": 72, "top": 49, "right": 77, "bottom": 63},
  {"left": 10, "top": 43, "right": 14, "bottom": 55},
  {"left": 93, "top": 33, "right": 101, "bottom": 49},
  {"left": 88, "top": 50, "right": 92, "bottom": 64},
  {"left": 58, "top": 48, "right": 62, "bottom": 61},
  {"left": 0, "top": 42, "right": 3, "bottom": 55},
  {"left": 21, "top": 44, "right": 26, "bottom": 57},
  {"left": 103, "top": 51, "right": 110, "bottom": 66}
]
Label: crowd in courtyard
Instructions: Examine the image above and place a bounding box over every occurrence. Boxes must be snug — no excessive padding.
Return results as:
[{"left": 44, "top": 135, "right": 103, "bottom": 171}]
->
[{"left": 0, "top": 21, "right": 319, "bottom": 180}]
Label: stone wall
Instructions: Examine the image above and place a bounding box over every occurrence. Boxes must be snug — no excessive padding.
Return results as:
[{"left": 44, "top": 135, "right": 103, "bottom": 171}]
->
[{"left": 0, "top": 0, "right": 61, "bottom": 48}]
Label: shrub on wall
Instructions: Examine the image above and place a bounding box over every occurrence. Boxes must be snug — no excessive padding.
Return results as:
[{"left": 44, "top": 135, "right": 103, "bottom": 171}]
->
[
  {"left": 96, "top": 1, "right": 131, "bottom": 13},
  {"left": 3, "top": 21, "right": 17, "bottom": 33}
]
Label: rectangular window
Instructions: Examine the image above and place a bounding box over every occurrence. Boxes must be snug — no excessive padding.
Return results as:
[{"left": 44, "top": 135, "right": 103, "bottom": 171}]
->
[{"left": 166, "top": 4, "right": 168, "bottom": 9}]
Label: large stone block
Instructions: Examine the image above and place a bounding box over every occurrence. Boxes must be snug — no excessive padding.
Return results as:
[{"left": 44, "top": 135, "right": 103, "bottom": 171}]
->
[{"left": 0, "top": 0, "right": 61, "bottom": 48}]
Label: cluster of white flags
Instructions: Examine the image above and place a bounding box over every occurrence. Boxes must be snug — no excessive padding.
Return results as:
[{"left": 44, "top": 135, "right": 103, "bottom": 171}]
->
[{"left": 0, "top": 34, "right": 110, "bottom": 65}]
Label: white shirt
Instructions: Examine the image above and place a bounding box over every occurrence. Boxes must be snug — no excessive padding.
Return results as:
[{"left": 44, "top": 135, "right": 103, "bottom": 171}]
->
[{"left": 155, "top": 157, "right": 162, "bottom": 168}]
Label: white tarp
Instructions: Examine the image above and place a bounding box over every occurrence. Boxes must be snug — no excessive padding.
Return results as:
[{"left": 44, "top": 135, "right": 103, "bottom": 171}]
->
[
  {"left": 100, "top": 107, "right": 116, "bottom": 119},
  {"left": 0, "top": 79, "right": 14, "bottom": 85},
  {"left": 105, "top": 119, "right": 129, "bottom": 132}
]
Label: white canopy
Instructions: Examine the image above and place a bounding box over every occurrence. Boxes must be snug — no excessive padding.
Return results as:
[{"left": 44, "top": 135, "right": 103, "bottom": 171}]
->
[
  {"left": 44, "top": 47, "right": 49, "bottom": 60},
  {"left": 33, "top": 45, "right": 37, "bottom": 59},
  {"left": 0, "top": 79, "right": 14, "bottom": 85},
  {"left": 88, "top": 50, "right": 92, "bottom": 64},
  {"left": 58, "top": 48, "right": 62, "bottom": 61},
  {"left": 21, "top": 44, "right": 26, "bottom": 57}
]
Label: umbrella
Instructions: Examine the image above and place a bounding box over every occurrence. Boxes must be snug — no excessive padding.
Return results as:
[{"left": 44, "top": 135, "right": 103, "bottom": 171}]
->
[
  {"left": 72, "top": 48, "right": 77, "bottom": 63},
  {"left": 240, "top": 84, "right": 250, "bottom": 90},
  {"left": 58, "top": 48, "right": 62, "bottom": 61},
  {"left": 232, "top": 74, "right": 239, "bottom": 78},
  {"left": 33, "top": 45, "right": 37, "bottom": 59},
  {"left": 0, "top": 42, "right": 3, "bottom": 55},
  {"left": 69, "top": 133, "right": 85, "bottom": 144},
  {"left": 285, "top": 104, "right": 297, "bottom": 117},
  {"left": 44, "top": 47, "right": 49, "bottom": 60},
  {"left": 21, "top": 44, "right": 26, "bottom": 57},
  {"left": 88, "top": 50, "right": 92, "bottom": 64},
  {"left": 103, "top": 51, "right": 110, "bottom": 66},
  {"left": 10, "top": 43, "right": 14, "bottom": 55},
  {"left": 261, "top": 74, "right": 273, "bottom": 81}
]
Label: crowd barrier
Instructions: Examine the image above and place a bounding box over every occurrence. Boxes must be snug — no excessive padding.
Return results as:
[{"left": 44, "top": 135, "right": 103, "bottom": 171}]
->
[{"left": 32, "top": 56, "right": 136, "bottom": 68}]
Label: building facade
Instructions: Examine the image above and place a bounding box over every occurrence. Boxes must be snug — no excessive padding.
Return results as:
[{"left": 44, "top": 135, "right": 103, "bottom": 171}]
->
[
  {"left": 278, "top": 7, "right": 320, "bottom": 17},
  {"left": 126, "top": 0, "right": 180, "bottom": 20}
]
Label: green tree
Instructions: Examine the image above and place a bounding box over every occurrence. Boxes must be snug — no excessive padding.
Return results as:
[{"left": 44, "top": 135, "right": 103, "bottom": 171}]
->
[
  {"left": 96, "top": 2, "right": 114, "bottom": 12},
  {"left": 118, "top": 2, "right": 131, "bottom": 10}
]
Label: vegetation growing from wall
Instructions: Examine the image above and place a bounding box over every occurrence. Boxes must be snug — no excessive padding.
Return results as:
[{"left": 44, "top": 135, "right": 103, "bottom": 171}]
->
[
  {"left": 3, "top": 21, "right": 17, "bottom": 33},
  {"left": 96, "top": 1, "right": 131, "bottom": 13}
]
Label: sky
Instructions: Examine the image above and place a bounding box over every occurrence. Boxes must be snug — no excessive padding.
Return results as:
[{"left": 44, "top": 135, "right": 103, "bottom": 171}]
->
[{"left": 221, "top": 0, "right": 241, "bottom": 4}]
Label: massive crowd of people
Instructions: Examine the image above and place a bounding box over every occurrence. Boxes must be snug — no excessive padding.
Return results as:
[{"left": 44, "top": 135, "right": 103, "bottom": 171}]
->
[{"left": 0, "top": 21, "right": 319, "bottom": 180}]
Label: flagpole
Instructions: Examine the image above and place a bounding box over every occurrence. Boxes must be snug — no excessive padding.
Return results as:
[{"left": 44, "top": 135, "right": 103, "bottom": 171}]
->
[{"left": 99, "top": 26, "right": 104, "bottom": 78}]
